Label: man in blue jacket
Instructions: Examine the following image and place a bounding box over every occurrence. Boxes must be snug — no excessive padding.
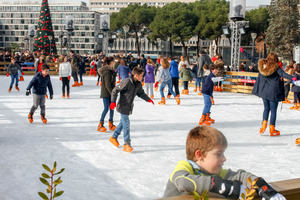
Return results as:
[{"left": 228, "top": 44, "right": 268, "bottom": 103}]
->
[{"left": 26, "top": 64, "right": 53, "bottom": 124}]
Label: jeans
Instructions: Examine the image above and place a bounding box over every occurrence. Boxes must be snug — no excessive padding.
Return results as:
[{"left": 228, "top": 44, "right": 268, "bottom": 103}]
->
[
  {"left": 262, "top": 99, "right": 278, "bottom": 125},
  {"left": 10, "top": 73, "right": 19, "bottom": 88},
  {"left": 72, "top": 71, "right": 78, "bottom": 82},
  {"left": 183, "top": 81, "right": 189, "bottom": 90},
  {"left": 168, "top": 77, "right": 179, "bottom": 96},
  {"left": 202, "top": 94, "right": 212, "bottom": 115},
  {"left": 195, "top": 77, "right": 202, "bottom": 88},
  {"left": 294, "top": 92, "right": 300, "bottom": 103},
  {"left": 284, "top": 83, "right": 290, "bottom": 98},
  {"left": 79, "top": 73, "right": 83, "bottom": 82},
  {"left": 160, "top": 79, "right": 176, "bottom": 98},
  {"left": 30, "top": 94, "right": 46, "bottom": 115},
  {"left": 100, "top": 97, "right": 114, "bottom": 122},
  {"left": 113, "top": 114, "right": 130, "bottom": 145}
]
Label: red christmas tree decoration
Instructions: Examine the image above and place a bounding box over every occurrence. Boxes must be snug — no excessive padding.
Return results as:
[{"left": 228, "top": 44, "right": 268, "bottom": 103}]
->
[{"left": 33, "top": 0, "right": 57, "bottom": 55}]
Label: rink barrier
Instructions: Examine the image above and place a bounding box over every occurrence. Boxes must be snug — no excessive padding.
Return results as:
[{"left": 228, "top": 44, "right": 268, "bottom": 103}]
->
[
  {"left": 160, "top": 178, "right": 300, "bottom": 200},
  {"left": 0, "top": 62, "right": 91, "bottom": 75},
  {"left": 222, "top": 71, "right": 294, "bottom": 100},
  {"left": 0, "top": 62, "right": 295, "bottom": 100}
]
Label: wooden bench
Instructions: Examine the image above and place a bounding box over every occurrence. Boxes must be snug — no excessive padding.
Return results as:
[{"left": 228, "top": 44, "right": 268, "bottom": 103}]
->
[{"left": 160, "top": 178, "right": 300, "bottom": 200}]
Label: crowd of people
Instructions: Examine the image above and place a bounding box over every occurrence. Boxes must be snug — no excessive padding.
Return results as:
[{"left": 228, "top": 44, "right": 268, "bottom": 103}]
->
[{"left": 2, "top": 48, "right": 300, "bottom": 199}]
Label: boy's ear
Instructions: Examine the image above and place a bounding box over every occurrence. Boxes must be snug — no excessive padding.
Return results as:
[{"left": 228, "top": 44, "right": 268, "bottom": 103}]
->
[{"left": 194, "top": 150, "right": 205, "bottom": 161}]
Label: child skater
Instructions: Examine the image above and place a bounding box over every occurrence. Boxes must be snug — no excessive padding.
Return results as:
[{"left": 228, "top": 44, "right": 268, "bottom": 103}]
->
[
  {"left": 179, "top": 64, "right": 193, "bottom": 95},
  {"left": 7, "top": 57, "right": 22, "bottom": 92},
  {"left": 26, "top": 64, "right": 53, "bottom": 124},
  {"left": 163, "top": 126, "right": 286, "bottom": 200},
  {"left": 109, "top": 67, "right": 154, "bottom": 152},
  {"left": 199, "top": 64, "right": 223, "bottom": 126},
  {"left": 144, "top": 59, "right": 156, "bottom": 99},
  {"left": 58, "top": 55, "right": 72, "bottom": 98},
  {"left": 290, "top": 64, "right": 300, "bottom": 110},
  {"left": 155, "top": 57, "right": 180, "bottom": 105}
]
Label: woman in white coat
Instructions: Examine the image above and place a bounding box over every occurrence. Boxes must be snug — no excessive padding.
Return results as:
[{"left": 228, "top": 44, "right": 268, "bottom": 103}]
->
[{"left": 59, "top": 55, "right": 72, "bottom": 98}]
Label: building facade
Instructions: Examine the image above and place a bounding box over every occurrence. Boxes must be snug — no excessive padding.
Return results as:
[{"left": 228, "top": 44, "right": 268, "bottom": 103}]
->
[
  {"left": 0, "top": 1, "right": 101, "bottom": 54},
  {"left": 90, "top": 0, "right": 195, "bottom": 14}
]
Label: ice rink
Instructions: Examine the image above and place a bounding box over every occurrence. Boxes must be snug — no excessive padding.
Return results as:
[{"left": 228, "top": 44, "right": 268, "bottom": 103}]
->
[{"left": 0, "top": 75, "right": 299, "bottom": 200}]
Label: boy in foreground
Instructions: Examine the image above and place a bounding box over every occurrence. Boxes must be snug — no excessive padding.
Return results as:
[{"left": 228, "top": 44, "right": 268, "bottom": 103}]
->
[{"left": 163, "top": 126, "right": 285, "bottom": 200}]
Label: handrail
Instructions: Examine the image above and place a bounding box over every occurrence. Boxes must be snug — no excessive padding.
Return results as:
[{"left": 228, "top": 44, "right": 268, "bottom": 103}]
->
[{"left": 160, "top": 178, "right": 300, "bottom": 200}]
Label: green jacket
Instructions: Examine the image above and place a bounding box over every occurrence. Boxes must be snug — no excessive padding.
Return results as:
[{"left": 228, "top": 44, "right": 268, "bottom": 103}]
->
[
  {"left": 163, "top": 160, "right": 257, "bottom": 199},
  {"left": 180, "top": 68, "right": 193, "bottom": 81}
]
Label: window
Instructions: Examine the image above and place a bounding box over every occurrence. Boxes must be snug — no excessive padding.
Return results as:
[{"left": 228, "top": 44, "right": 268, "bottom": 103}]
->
[{"left": 85, "top": 38, "right": 89, "bottom": 43}]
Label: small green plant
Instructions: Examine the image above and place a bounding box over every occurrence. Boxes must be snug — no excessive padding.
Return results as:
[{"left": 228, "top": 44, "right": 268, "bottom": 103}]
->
[{"left": 38, "top": 161, "right": 65, "bottom": 200}]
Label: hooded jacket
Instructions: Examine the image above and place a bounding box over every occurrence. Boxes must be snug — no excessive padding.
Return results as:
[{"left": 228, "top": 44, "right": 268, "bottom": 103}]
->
[
  {"left": 163, "top": 160, "right": 257, "bottom": 199},
  {"left": 99, "top": 65, "right": 116, "bottom": 98},
  {"left": 252, "top": 59, "right": 293, "bottom": 102},
  {"left": 111, "top": 76, "right": 150, "bottom": 115},
  {"left": 7, "top": 63, "right": 21, "bottom": 75},
  {"left": 26, "top": 72, "right": 53, "bottom": 96}
]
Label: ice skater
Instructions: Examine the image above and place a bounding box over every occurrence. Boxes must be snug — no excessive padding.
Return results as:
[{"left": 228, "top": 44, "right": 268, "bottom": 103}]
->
[
  {"left": 26, "top": 64, "right": 53, "bottom": 124},
  {"left": 7, "top": 57, "right": 22, "bottom": 92},
  {"left": 109, "top": 67, "right": 154, "bottom": 152}
]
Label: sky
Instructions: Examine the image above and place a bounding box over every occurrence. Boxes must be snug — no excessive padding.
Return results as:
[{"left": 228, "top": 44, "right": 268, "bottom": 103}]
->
[{"left": 0, "top": 74, "right": 300, "bottom": 200}]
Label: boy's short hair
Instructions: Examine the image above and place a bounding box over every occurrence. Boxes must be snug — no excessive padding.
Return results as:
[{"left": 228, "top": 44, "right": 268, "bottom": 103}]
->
[
  {"left": 132, "top": 67, "right": 144, "bottom": 75},
  {"left": 186, "top": 126, "right": 228, "bottom": 161},
  {"left": 209, "top": 64, "right": 216, "bottom": 71},
  {"left": 41, "top": 64, "right": 50, "bottom": 70},
  {"left": 182, "top": 64, "right": 187, "bottom": 68}
]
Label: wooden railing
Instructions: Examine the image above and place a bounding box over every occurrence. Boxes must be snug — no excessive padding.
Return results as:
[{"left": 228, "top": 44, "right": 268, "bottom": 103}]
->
[
  {"left": 223, "top": 71, "right": 294, "bottom": 101},
  {"left": 0, "top": 62, "right": 92, "bottom": 75},
  {"left": 160, "top": 178, "right": 300, "bottom": 200},
  {"left": 0, "top": 62, "right": 296, "bottom": 101}
]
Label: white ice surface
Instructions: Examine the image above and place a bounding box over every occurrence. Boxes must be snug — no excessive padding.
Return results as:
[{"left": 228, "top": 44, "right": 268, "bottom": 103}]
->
[{"left": 0, "top": 75, "right": 299, "bottom": 200}]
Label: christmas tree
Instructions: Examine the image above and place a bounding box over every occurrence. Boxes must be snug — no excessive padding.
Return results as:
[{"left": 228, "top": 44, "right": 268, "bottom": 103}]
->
[
  {"left": 265, "top": 0, "right": 299, "bottom": 59},
  {"left": 33, "top": 0, "right": 57, "bottom": 55}
]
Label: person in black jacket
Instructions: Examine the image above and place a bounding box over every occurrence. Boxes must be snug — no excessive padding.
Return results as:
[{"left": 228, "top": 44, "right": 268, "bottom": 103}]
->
[
  {"left": 26, "top": 64, "right": 53, "bottom": 124},
  {"left": 109, "top": 67, "right": 154, "bottom": 152},
  {"left": 7, "top": 57, "right": 22, "bottom": 92},
  {"left": 97, "top": 57, "right": 116, "bottom": 132},
  {"left": 252, "top": 53, "right": 293, "bottom": 136}
]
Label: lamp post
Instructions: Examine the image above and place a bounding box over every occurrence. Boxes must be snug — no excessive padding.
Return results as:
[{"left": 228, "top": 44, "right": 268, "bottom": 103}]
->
[
  {"left": 251, "top": 32, "right": 257, "bottom": 57},
  {"left": 141, "top": 37, "right": 145, "bottom": 55},
  {"left": 110, "top": 34, "right": 117, "bottom": 54},
  {"left": 28, "top": 25, "right": 35, "bottom": 52},
  {"left": 98, "top": 33, "right": 104, "bottom": 53},
  {"left": 221, "top": 34, "right": 227, "bottom": 58},
  {"left": 49, "top": 35, "right": 53, "bottom": 55},
  {"left": 59, "top": 30, "right": 64, "bottom": 55},
  {"left": 123, "top": 25, "right": 130, "bottom": 57},
  {"left": 24, "top": 37, "right": 29, "bottom": 50},
  {"left": 65, "top": 15, "right": 74, "bottom": 52}
]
